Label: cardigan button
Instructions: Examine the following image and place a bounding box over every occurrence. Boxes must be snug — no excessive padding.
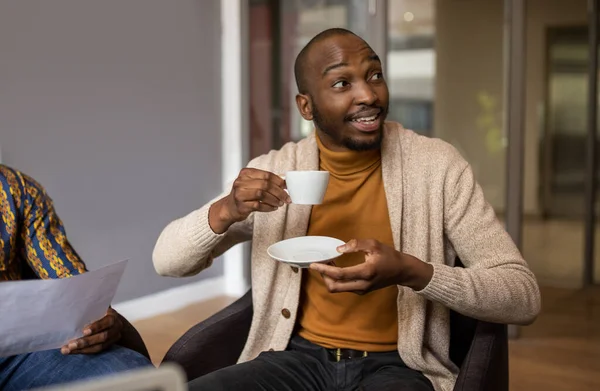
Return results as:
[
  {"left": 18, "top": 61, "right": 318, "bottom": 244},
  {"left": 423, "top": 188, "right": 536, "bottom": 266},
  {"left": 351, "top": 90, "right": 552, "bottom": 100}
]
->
[
  {"left": 291, "top": 266, "right": 299, "bottom": 273},
  {"left": 281, "top": 308, "right": 291, "bottom": 319},
  {"left": 268, "top": 348, "right": 274, "bottom": 352}
]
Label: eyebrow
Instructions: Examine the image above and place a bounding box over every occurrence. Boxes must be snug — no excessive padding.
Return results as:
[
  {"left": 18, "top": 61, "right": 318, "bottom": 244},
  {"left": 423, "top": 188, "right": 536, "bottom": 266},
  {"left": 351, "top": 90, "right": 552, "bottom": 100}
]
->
[
  {"left": 322, "top": 54, "right": 381, "bottom": 76},
  {"left": 322, "top": 62, "right": 348, "bottom": 76}
]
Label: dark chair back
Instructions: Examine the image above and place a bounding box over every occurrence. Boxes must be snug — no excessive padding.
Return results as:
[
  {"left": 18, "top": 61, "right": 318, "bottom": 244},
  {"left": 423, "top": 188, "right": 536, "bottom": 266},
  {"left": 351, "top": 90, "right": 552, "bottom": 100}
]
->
[
  {"left": 118, "top": 314, "right": 151, "bottom": 360},
  {"left": 163, "top": 292, "right": 253, "bottom": 380},
  {"left": 449, "top": 258, "right": 478, "bottom": 367},
  {"left": 450, "top": 258, "right": 508, "bottom": 391}
]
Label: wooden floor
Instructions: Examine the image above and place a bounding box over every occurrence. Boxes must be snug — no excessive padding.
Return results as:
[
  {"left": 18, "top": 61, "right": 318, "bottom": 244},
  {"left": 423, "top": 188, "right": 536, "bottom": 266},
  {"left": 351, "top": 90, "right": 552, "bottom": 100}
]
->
[
  {"left": 133, "top": 286, "right": 600, "bottom": 390},
  {"left": 508, "top": 286, "right": 600, "bottom": 391}
]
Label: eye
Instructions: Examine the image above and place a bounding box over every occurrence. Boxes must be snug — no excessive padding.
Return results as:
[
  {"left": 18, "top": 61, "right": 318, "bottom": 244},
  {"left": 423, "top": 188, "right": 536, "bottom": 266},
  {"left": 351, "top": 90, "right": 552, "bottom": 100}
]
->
[
  {"left": 332, "top": 80, "right": 349, "bottom": 88},
  {"left": 370, "top": 72, "right": 384, "bottom": 81}
]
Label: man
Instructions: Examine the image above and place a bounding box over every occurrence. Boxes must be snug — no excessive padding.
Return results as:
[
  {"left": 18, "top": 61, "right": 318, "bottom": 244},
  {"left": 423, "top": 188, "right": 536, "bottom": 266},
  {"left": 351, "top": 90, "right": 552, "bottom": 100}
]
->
[
  {"left": 153, "top": 28, "right": 541, "bottom": 391},
  {"left": 0, "top": 165, "right": 152, "bottom": 390}
]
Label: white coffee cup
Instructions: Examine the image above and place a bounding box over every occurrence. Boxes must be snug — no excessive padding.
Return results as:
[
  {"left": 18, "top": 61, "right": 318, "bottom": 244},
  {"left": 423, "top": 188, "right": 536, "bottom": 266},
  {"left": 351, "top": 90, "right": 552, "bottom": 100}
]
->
[{"left": 284, "top": 171, "right": 330, "bottom": 205}]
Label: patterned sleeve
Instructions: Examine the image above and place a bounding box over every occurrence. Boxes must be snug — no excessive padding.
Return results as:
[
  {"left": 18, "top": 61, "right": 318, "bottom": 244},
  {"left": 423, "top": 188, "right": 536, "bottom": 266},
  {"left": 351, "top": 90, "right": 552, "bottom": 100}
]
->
[{"left": 20, "top": 173, "right": 87, "bottom": 279}]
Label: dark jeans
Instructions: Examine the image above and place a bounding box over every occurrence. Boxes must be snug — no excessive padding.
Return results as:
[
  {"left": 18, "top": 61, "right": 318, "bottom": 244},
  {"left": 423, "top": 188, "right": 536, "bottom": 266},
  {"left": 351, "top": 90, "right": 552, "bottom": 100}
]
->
[
  {"left": 0, "top": 345, "right": 152, "bottom": 391},
  {"left": 188, "top": 336, "right": 434, "bottom": 391}
]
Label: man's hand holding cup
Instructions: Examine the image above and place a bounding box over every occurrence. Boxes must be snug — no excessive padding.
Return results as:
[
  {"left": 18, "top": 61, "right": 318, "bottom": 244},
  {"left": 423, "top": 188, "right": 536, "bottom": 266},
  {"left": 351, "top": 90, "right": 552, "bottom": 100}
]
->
[{"left": 209, "top": 168, "right": 291, "bottom": 234}]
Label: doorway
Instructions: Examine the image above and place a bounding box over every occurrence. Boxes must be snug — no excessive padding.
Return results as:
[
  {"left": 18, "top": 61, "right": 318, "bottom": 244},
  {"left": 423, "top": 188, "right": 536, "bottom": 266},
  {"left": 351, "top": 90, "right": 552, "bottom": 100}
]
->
[{"left": 541, "top": 26, "right": 594, "bottom": 219}]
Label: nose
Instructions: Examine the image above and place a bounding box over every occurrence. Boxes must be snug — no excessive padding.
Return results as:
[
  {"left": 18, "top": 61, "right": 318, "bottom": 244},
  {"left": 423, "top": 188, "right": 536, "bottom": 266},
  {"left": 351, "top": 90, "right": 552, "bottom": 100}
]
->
[{"left": 354, "top": 81, "right": 378, "bottom": 106}]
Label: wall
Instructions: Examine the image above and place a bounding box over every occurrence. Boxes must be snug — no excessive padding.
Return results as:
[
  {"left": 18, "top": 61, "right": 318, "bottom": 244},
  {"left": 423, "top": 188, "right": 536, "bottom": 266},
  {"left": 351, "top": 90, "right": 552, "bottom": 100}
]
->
[
  {"left": 0, "top": 0, "right": 223, "bottom": 302},
  {"left": 435, "top": 0, "right": 587, "bottom": 215}
]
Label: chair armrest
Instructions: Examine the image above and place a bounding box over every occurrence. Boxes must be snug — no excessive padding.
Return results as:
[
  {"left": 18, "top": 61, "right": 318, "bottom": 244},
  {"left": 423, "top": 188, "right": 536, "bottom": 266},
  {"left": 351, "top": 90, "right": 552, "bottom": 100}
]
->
[
  {"left": 162, "top": 290, "right": 253, "bottom": 381},
  {"left": 453, "top": 321, "right": 508, "bottom": 391}
]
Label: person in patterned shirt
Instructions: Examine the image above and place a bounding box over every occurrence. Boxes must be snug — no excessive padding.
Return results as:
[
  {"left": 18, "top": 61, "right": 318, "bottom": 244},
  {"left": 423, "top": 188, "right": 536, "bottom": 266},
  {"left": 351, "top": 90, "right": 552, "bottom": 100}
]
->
[{"left": 0, "top": 165, "right": 152, "bottom": 390}]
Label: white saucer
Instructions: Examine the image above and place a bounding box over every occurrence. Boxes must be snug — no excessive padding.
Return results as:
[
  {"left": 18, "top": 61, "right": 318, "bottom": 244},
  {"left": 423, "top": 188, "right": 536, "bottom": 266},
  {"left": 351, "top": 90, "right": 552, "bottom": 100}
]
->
[{"left": 267, "top": 236, "right": 345, "bottom": 268}]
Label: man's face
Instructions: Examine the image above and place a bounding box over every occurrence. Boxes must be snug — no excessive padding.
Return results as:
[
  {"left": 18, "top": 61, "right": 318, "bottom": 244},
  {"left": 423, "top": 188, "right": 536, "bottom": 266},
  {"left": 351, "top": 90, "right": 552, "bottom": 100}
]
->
[{"left": 296, "top": 34, "right": 389, "bottom": 152}]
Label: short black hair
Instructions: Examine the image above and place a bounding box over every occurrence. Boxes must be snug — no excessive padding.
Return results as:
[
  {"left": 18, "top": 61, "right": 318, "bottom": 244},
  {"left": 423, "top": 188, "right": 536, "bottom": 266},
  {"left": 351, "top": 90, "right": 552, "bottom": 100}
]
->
[{"left": 293, "top": 28, "right": 362, "bottom": 95}]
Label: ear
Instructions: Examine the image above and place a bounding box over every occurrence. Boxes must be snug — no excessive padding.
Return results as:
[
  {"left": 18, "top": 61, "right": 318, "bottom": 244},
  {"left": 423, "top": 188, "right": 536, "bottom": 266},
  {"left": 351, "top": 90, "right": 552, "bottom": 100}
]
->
[{"left": 295, "top": 93, "right": 313, "bottom": 121}]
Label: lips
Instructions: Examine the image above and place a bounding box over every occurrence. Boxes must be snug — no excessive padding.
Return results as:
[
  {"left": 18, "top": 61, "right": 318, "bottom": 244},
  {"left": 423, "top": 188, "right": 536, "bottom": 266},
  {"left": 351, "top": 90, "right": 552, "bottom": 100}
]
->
[{"left": 348, "top": 108, "right": 383, "bottom": 133}]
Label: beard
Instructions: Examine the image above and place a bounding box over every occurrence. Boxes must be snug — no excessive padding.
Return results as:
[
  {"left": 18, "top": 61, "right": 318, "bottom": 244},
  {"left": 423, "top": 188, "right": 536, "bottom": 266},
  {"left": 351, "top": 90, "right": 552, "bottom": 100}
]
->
[{"left": 312, "top": 101, "right": 384, "bottom": 151}]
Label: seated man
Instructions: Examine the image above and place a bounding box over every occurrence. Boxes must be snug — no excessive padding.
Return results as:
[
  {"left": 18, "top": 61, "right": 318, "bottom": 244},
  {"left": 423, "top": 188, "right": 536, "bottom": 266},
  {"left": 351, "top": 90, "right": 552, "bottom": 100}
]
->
[
  {"left": 153, "top": 28, "right": 541, "bottom": 391},
  {"left": 0, "top": 165, "right": 152, "bottom": 390}
]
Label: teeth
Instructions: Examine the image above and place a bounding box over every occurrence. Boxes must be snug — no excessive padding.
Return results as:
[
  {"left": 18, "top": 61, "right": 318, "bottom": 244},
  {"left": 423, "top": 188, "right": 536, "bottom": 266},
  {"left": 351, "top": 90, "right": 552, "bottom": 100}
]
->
[{"left": 352, "top": 114, "right": 378, "bottom": 123}]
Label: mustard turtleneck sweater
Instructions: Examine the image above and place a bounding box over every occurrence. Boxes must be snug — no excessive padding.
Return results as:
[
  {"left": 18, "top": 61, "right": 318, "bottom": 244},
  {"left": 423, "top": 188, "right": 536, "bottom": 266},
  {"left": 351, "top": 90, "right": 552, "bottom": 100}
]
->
[{"left": 297, "top": 133, "right": 399, "bottom": 352}]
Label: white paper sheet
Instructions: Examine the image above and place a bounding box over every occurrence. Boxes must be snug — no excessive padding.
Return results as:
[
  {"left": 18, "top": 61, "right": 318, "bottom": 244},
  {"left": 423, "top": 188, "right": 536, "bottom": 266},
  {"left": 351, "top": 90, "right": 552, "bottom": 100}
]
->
[{"left": 0, "top": 260, "right": 128, "bottom": 357}]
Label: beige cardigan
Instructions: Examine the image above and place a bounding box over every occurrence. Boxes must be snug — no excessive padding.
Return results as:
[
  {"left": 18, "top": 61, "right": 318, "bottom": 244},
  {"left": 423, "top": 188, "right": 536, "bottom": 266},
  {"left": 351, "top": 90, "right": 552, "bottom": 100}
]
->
[{"left": 153, "top": 122, "right": 541, "bottom": 391}]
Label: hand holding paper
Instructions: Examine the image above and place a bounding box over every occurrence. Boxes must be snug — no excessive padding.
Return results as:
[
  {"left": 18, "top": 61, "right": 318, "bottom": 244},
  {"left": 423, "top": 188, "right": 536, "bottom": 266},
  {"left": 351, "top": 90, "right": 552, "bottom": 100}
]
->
[
  {"left": 0, "top": 260, "right": 128, "bottom": 358},
  {"left": 61, "top": 307, "right": 123, "bottom": 355}
]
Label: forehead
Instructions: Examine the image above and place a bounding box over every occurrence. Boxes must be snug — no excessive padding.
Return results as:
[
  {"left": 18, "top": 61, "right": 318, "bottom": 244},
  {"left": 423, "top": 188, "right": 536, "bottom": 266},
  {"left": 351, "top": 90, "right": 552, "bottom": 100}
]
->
[{"left": 308, "top": 35, "right": 377, "bottom": 74}]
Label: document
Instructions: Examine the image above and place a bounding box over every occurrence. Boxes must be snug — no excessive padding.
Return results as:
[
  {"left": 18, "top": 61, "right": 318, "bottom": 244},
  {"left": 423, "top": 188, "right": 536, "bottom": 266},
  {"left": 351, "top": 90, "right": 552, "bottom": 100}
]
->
[{"left": 0, "top": 260, "right": 128, "bottom": 357}]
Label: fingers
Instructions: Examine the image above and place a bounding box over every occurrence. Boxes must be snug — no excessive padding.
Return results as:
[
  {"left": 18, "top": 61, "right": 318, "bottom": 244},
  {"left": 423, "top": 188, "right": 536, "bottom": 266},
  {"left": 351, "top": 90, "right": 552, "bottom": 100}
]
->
[
  {"left": 321, "top": 274, "right": 370, "bottom": 295},
  {"left": 337, "top": 239, "right": 380, "bottom": 254},
  {"left": 61, "top": 311, "right": 121, "bottom": 355},
  {"left": 62, "top": 313, "right": 121, "bottom": 355},
  {"left": 63, "top": 331, "right": 121, "bottom": 355},
  {"left": 314, "top": 263, "right": 373, "bottom": 294},
  {"left": 235, "top": 169, "right": 291, "bottom": 207},
  {"left": 236, "top": 187, "right": 284, "bottom": 208},
  {"left": 310, "top": 262, "right": 375, "bottom": 282},
  {"left": 83, "top": 312, "right": 116, "bottom": 336},
  {"left": 62, "top": 331, "right": 107, "bottom": 354},
  {"left": 242, "top": 168, "right": 287, "bottom": 188}
]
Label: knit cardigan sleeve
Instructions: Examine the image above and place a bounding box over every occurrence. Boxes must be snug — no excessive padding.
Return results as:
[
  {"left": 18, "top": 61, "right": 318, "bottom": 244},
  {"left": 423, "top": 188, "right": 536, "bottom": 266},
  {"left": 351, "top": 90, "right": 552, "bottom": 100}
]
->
[
  {"left": 152, "top": 189, "right": 254, "bottom": 278},
  {"left": 417, "top": 157, "right": 541, "bottom": 325},
  {"left": 151, "top": 148, "right": 289, "bottom": 278}
]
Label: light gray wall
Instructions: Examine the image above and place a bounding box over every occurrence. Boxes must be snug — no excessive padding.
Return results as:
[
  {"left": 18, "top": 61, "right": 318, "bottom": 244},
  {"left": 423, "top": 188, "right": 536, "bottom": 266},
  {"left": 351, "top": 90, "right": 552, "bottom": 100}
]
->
[{"left": 0, "top": 0, "right": 223, "bottom": 302}]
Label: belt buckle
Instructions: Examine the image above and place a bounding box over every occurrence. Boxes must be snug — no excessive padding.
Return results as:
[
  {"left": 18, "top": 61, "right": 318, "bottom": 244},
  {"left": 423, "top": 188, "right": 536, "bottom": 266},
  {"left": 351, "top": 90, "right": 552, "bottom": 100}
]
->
[{"left": 334, "top": 348, "right": 368, "bottom": 362}]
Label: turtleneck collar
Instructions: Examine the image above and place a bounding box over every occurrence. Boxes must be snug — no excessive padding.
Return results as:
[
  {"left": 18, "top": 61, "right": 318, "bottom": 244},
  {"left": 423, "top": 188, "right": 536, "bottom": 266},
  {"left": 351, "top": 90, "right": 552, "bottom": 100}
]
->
[{"left": 315, "top": 132, "right": 381, "bottom": 177}]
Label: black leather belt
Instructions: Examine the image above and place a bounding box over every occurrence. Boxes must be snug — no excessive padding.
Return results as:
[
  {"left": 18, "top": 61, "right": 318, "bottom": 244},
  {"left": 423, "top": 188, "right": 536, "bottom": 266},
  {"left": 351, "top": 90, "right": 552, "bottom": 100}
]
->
[{"left": 327, "top": 347, "right": 369, "bottom": 362}]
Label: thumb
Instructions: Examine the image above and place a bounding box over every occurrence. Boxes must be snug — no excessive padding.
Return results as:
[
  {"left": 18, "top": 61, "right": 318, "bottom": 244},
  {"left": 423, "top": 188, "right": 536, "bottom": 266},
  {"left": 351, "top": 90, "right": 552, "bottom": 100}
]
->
[{"left": 337, "top": 239, "right": 377, "bottom": 254}]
